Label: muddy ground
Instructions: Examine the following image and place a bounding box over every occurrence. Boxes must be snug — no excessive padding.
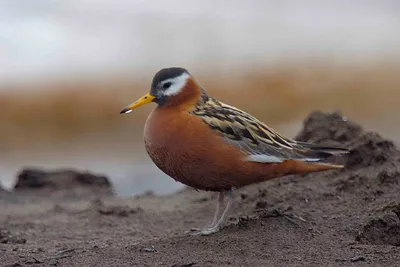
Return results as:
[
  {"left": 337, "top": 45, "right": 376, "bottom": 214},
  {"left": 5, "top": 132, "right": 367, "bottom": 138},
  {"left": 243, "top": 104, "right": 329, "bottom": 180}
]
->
[{"left": 1, "top": 111, "right": 400, "bottom": 267}]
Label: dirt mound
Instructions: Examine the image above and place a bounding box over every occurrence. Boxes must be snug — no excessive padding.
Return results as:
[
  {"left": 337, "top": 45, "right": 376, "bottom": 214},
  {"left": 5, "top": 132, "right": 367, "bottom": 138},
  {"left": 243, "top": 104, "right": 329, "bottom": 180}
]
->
[
  {"left": 357, "top": 209, "right": 400, "bottom": 246},
  {"left": 295, "top": 111, "right": 363, "bottom": 144},
  {"left": 288, "top": 111, "right": 400, "bottom": 248},
  {"left": 297, "top": 111, "right": 400, "bottom": 167},
  {"left": 296, "top": 111, "right": 400, "bottom": 169},
  {"left": 14, "top": 168, "right": 113, "bottom": 196}
]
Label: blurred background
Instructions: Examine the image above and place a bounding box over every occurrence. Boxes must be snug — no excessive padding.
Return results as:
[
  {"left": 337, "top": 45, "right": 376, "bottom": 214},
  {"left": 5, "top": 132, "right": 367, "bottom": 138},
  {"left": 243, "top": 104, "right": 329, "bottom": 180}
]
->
[{"left": 1, "top": 0, "right": 400, "bottom": 195}]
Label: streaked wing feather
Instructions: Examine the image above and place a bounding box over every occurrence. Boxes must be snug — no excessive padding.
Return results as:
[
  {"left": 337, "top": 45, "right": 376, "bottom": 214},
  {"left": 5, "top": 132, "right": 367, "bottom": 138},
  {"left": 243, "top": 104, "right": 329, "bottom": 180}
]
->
[{"left": 191, "top": 94, "right": 348, "bottom": 163}]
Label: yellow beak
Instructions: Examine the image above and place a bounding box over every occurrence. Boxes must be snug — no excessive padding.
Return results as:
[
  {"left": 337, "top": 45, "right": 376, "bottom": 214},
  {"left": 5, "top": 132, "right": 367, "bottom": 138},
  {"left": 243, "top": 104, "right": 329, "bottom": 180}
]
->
[{"left": 120, "top": 93, "right": 156, "bottom": 114}]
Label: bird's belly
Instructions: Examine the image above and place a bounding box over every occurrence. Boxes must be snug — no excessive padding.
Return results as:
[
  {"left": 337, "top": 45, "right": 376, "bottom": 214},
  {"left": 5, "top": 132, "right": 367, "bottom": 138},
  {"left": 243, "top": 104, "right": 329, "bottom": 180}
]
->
[
  {"left": 144, "top": 139, "right": 208, "bottom": 189},
  {"left": 143, "top": 109, "right": 252, "bottom": 191},
  {"left": 144, "top": 125, "right": 221, "bottom": 190}
]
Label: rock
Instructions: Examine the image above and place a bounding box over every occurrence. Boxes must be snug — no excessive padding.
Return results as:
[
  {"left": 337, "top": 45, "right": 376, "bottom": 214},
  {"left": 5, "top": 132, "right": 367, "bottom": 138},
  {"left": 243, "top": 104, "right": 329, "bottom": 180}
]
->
[
  {"left": 357, "top": 211, "right": 400, "bottom": 246},
  {"left": 14, "top": 168, "right": 113, "bottom": 196},
  {"left": 350, "top": 256, "right": 365, "bottom": 262},
  {"left": 140, "top": 246, "right": 156, "bottom": 253}
]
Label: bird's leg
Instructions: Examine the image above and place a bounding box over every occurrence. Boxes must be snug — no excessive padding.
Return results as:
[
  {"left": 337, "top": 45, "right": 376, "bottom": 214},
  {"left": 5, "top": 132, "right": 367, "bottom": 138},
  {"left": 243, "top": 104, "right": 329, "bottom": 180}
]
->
[
  {"left": 198, "top": 188, "right": 235, "bottom": 236},
  {"left": 186, "top": 191, "right": 225, "bottom": 234},
  {"left": 210, "top": 192, "right": 224, "bottom": 227}
]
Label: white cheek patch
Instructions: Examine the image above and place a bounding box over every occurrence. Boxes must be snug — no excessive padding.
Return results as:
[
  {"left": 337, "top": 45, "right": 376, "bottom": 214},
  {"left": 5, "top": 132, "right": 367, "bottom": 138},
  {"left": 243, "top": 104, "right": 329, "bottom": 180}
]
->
[{"left": 163, "top": 73, "right": 190, "bottom": 96}]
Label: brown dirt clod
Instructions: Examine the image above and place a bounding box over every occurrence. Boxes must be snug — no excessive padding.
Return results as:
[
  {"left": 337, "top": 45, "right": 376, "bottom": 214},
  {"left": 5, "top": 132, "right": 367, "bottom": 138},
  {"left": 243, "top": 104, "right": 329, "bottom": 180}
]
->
[
  {"left": 357, "top": 212, "right": 400, "bottom": 246},
  {"left": 14, "top": 168, "right": 113, "bottom": 197}
]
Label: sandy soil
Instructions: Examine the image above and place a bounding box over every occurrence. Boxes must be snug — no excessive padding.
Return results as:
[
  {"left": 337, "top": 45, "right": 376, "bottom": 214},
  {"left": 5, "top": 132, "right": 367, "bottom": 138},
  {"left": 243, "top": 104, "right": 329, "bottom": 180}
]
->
[{"left": 1, "top": 111, "right": 400, "bottom": 267}]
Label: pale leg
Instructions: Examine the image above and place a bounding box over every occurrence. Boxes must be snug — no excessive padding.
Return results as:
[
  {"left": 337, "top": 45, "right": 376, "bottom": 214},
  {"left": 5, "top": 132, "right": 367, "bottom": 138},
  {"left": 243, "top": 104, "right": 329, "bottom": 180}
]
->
[
  {"left": 199, "top": 188, "right": 235, "bottom": 236},
  {"left": 210, "top": 192, "right": 224, "bottom": 227},
  {"left": 190, "top": 188, "right": 235, "bottom": 235},
  {"left": 185, "top": 191, "right": 225, "bottom": 234}
]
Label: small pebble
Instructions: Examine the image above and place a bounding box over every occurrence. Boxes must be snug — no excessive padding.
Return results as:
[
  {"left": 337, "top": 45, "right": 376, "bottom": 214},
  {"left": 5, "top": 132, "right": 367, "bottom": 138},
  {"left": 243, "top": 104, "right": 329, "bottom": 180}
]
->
[
  {"left": 350, "top": 256, "right": 365, "bottom": 262},
  {"left": 140, "top": 246, "right": 156, "bottom": 253}
]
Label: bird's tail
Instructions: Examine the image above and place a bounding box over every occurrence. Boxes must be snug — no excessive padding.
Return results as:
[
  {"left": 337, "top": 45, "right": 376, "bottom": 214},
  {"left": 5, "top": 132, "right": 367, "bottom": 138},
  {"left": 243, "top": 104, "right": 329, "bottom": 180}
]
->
[
  {"left": 296, "top": 142, "right": 350, "bottom": 162},
  {"left": 286, "top": 160, "right": 345, "bottom": 174}
]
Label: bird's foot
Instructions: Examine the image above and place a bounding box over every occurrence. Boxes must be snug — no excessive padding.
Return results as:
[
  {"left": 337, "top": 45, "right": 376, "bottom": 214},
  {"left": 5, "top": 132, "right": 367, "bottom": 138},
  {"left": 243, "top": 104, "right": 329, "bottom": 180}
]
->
[
  {"left": 199, "top": 225, "right": 221, "bottom": 236},
  {"left": 186, "top": 226, "right": 221, "bottom": 236}
]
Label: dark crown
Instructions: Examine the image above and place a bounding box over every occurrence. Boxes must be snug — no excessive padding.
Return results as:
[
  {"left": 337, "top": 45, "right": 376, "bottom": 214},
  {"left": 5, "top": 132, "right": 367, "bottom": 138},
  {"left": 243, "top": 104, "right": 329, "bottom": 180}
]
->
[{"left": 151, "top": 67, "right": 189, "bottom": 88}]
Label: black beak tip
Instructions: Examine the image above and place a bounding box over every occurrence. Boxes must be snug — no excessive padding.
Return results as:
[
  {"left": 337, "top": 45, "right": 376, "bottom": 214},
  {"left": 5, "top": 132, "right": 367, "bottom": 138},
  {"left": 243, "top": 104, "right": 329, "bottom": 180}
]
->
[{"left": 120, "top": 108, "right": 130, "bottom": 114}]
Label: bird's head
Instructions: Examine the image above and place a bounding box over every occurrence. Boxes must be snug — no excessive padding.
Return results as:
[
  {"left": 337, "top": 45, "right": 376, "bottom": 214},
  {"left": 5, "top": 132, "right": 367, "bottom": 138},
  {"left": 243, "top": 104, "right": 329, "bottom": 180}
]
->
[{"left": 120, "top": 67, "right": 199, "bottom": 114}]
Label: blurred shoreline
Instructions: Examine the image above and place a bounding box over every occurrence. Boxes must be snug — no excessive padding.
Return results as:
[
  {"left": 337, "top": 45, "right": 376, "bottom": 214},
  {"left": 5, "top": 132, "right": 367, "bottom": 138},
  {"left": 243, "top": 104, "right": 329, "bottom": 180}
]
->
[{"left": 1, "top": 60, "right": 400, "bottom": 147}]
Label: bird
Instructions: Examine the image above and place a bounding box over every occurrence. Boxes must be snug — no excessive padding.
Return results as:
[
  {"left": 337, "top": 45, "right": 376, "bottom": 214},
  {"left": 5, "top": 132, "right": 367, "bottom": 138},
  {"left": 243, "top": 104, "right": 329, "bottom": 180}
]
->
[{"left": 120, "top": 67, "right": 349, "bottom": 236}]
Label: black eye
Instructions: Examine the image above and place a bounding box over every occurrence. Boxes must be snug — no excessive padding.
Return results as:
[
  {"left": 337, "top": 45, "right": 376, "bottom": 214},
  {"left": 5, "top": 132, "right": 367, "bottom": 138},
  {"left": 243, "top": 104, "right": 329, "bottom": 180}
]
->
[{"left": 163, "top": 82, "right": 172, "bottom": 89}]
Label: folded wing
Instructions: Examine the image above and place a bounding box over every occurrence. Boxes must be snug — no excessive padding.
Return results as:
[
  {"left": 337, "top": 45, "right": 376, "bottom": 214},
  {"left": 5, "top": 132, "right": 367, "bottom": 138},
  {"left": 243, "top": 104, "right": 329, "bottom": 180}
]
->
[{"left": 191, "top": 97, "right": 349, "bottom": 164}]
